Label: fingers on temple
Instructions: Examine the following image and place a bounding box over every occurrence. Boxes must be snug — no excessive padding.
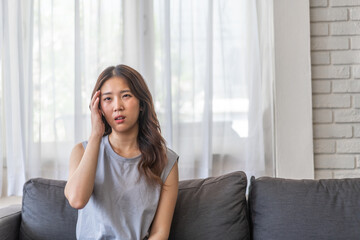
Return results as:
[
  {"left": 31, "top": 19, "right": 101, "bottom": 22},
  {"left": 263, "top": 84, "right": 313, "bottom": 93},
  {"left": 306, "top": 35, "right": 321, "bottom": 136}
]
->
[{"left": 91, "top": 91, "right": 100, "bottom": 109}]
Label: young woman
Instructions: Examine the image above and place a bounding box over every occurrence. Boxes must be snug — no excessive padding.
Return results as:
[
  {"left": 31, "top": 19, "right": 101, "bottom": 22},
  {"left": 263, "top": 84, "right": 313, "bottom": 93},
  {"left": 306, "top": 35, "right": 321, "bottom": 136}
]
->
[{"left": 64, "top": 65, "right": 179, "bottom": 240}]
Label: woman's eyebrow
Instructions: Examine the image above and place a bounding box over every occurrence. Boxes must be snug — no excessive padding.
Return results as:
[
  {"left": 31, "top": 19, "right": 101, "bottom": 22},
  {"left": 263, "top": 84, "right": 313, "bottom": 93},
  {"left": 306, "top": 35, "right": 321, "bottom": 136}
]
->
[
  {"left": 119, "top": 90, "right": 131, "bottom": 94},
  {"left": 102, "top": 89, "right": 131, "bottom": 96}
]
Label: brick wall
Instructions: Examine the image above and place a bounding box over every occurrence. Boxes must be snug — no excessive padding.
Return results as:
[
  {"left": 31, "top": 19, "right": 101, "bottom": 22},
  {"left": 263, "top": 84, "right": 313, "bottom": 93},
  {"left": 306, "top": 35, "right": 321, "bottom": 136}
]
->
[{"left": 310, "top": 0, "right": 360, "bottom": 179}]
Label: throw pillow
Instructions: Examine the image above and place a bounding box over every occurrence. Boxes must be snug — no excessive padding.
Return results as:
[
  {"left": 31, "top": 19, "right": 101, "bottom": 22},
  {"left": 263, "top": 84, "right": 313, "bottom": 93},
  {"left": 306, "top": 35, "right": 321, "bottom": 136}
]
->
[
  {"left": 169, "top": 171, "right": 250, "bottom": 240},
  {"left": 19, "top": 178, "right": 77, "bottom": 240}
]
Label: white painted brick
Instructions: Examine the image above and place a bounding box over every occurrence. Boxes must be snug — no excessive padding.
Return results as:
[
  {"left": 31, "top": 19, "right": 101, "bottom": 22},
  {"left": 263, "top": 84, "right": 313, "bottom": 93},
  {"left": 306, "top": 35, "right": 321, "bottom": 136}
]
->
[
  {"left": 332, "top": 51, "right": 360, "bottom": 64},
  {"left": 313, "top": 94, "right": 350, "bottom": 108},
  {"left": 331, "top": 0, "right": 360, "bottom": 7},
  {"left": 312, "top": 66, "right": 350, "bottom": 79},
  {"left": 311, "top": 37, "right": 349, "bottom": 50},
  {"left": 334, "top": 109, "right": 360, "bottom": 122},
  {"left": 311, "top": 23, "right": 329, "bottom": 36},
  {"left": 311, "top": 52, "right": 330, "bottom": 64},
  {"left": 354, "top": 94, "right": 360, "bottom": 108},
  {"left": 350, "top": 8, "right": 360, "bottom": 20},
  {"left": 305, "top": 1, "right": 360, "bottom": 179},
  {"left": 333, "top": 170, "right": 360, "bottom": 178},
  {"left": 333, "top": 80, "right": 360, "bottom": 92},
  {"left": 353, "top": 124, "right": 360, "bottom": 136},
  {"left": 313, "top": 109, "right": 333, "bottom": 123},
  {"left": 310, "top": 0, "right": 328, "bottom": 7},
  {"left": 313, "top": 124, "right": 352, "bottom": 138},
  {"left": 332, "top": 80, "right": 347, "bottom": 92},
  {"left": 310, "top": 8, "right": 348, "bottom": 22},
  {"left": 337, "top": 140, "right": 360, "bottom": 153},
  {"left": 315, "top": 170, "right": 333, "bottom": 179},
  {"left": 314, "top": 139, "right": 336, "bottom": 153},
  {"left": 330, "top": 22, "right": 360, "bottom": 35},
  {"left": 353, "top": 66, "right": 360, "bottom": 78},
  {"left": 312, "top": 81, "right": 331, "bottom": 93},
  {"left": 351, "top": 37, "right": 360, "bottom": 49},
  {"left": 315, "top": 155, "right": 355, "bottom": 168},
  {"left": 332, "top": 80, "right": 348, "bottom": 92}
]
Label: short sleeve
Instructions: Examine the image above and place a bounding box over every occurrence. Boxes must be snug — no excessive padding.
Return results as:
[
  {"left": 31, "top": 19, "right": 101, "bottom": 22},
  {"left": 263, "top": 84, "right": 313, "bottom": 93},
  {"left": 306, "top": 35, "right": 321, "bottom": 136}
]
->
[
  {"left": 82, "top": 141, "right": 88, "bottom": 149},
  {"left": 160, "top": 148, "right": 179, "bottom": 183}
]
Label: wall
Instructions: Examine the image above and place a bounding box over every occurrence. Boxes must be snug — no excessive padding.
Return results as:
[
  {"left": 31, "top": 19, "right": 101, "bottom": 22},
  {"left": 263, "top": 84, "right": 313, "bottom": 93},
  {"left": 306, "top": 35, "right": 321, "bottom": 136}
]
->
[
  {"left": 273, "top": 0, "right": 314, "bottom": 179},
  {"left": 310, "top": 0, "right": 360, "bottom": 179}
]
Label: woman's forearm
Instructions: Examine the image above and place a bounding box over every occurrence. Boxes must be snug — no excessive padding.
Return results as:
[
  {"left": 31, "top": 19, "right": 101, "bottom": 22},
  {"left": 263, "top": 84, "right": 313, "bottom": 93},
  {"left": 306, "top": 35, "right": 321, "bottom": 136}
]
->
[
  {"left": 148, "top": 231, "right": 168, "bottom": 240},
  {"left": 64, "top": 133, "right": 102, "bottom": 209}
]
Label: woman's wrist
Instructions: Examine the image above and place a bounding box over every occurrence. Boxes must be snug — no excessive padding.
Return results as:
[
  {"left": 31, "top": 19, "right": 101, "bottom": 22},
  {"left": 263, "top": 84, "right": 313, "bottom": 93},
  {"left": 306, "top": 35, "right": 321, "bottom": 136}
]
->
[{"left": 89, "top": 131, "right": 103, "bottom": 140}]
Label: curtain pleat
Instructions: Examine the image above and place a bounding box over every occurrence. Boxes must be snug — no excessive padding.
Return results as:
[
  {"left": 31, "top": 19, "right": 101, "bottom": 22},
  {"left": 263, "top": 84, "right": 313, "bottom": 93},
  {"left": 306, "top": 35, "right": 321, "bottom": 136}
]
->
[
  {"left": 0, "top": 0, "right": 4, "bottom": 196},
  {"left": 201, "top": 0, "right": 213, "bottom": 178},
  {"left": 164, "top": 0, "right": 173, "bottom": 148},
  {"left": 74, "top": 0, "right": 82, "bottom": 144},
  {"left": 2, "top": 0, "right": 27, "bottom": 195}
]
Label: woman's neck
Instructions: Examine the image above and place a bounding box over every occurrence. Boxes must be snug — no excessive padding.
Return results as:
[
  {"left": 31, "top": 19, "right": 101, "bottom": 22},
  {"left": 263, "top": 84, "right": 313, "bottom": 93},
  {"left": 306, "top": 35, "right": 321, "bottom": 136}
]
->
[{"left": 108, "top": 132, "right": 140, "bottom": 158}]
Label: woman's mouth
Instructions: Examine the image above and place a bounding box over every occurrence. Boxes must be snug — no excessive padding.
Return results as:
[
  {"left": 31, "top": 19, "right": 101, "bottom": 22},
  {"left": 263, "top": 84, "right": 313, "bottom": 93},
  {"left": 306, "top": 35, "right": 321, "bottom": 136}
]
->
[{"left": 114, "top": 115, "right": 125, "bottom": 123}]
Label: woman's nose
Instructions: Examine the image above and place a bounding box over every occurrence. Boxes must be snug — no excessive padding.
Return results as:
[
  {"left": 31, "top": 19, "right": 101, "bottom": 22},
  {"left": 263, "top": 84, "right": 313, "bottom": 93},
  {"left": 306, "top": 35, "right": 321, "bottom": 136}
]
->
[{"left": 114, "top": 98, "right": 124, "bottom": 111}]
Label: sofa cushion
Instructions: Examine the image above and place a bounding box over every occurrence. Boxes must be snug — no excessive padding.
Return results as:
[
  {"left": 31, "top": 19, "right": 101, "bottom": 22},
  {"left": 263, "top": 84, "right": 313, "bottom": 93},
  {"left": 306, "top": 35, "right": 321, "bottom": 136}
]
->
[
  {"left": 169, "top": 171, "right": 250, "bottom": 240},
  {"left": 249, "top": 176, "right": 360, "bottom": 240},
  {"left": 19, "top": 178, "right": 77, "bottom": 240}
]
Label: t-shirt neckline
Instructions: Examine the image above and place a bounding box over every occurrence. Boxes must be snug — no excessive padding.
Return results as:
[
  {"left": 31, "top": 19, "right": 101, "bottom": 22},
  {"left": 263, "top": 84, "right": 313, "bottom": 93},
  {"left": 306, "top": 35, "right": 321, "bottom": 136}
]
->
[{"left": 104, "top": 135, "right": 141, "bottom": 162}]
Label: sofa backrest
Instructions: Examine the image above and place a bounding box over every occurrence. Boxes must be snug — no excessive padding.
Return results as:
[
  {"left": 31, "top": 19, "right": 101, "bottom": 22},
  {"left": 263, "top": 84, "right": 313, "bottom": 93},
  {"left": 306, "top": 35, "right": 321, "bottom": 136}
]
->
[
  {"left": 19, "top": 171, "right": 250, "bottom": 240},
  {"left": 249, "top": 176, "right": 360, "bottom": 240},
  {"left": 19, "top": 178, "right": 77, "bottom": 240}
]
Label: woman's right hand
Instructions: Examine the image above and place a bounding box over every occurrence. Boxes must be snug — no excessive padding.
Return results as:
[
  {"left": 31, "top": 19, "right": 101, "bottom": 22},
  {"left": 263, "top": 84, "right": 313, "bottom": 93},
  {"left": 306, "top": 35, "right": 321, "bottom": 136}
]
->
[
  {"left": 66, "top": 90, "right": 104, "bottom": 209},
  {"left": 90, "top": 90, "right": 105, "bottom": 138}
]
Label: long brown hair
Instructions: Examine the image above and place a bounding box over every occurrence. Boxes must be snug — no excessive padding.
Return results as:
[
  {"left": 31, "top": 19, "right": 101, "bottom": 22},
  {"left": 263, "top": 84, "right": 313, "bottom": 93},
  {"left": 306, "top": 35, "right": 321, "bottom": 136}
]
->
[{"left": 91, "top": 64, "right": 167, "bottom": 186}]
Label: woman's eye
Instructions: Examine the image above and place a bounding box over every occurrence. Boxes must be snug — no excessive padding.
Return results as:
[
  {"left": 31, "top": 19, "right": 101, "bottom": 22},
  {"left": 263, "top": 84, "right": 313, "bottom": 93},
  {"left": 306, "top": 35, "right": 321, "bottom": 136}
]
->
[
  {"left": 122, "top": 94, "right": 131, "bottom": 98},
  {"left": 104, "top": 97, "right": 111, "bottom": 101}
]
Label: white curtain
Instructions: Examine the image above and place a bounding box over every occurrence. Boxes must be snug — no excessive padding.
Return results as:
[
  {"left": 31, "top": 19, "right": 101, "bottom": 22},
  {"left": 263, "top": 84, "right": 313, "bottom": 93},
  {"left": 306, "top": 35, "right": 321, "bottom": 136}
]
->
[
  {"left": 151, "top": 0, "right": 275, "bottom": 179},
  {"left": 0, "top": 0, "right": 32, "bottom": 196},
  {"left": 0, "top": 0, "right": 123, "bottom": 196},
  {"left": 0, "top": 0, "right": 274, "bottom": 196}
]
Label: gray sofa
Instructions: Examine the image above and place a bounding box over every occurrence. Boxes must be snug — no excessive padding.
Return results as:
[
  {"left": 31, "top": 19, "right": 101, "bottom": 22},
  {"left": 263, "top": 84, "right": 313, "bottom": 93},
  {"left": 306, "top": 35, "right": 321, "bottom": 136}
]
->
[{"left": 1, "top": 171, "right": 360, "bottom": 240}]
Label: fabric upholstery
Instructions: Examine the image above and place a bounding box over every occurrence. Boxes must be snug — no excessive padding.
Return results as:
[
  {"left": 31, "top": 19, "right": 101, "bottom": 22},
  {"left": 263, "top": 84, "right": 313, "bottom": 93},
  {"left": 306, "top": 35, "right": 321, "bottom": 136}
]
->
[
  {"left": 249, "top": 176, "right": 360, "bottom": 240},
  {"left": 18, "top": 172, "right": 250, "bottom": 240},
  {"left": 0, "top": 204, "right": 21, "bottom": 240},
  {"left": 19, "top": 178, "right": 77, "bottom": 240},
  {"left": 169, "top": 171, "right": 250, "bottom": 240}
]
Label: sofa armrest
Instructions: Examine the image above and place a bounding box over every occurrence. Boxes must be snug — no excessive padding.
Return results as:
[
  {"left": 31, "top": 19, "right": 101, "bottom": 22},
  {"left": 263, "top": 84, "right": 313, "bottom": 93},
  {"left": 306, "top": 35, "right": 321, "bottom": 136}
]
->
[{"left": 0, "top": 204, "right": 22, "bottom": 240}]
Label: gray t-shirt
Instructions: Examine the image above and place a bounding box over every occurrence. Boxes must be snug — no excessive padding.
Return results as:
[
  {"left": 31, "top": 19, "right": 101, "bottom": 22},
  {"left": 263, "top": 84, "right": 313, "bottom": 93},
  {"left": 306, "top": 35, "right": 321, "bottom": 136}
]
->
[{"left": 76, "top": 135, "right": 178, "bottom": 240}]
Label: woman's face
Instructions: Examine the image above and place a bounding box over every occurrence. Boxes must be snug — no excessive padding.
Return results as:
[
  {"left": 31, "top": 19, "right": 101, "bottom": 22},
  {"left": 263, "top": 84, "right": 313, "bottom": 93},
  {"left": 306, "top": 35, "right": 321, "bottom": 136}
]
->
[{"left": 99, "top": 76, "right": 141, "bottom": 135}]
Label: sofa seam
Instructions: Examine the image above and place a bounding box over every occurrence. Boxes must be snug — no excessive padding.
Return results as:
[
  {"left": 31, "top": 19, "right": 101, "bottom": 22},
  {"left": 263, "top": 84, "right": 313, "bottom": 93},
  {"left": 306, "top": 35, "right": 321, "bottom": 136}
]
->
[
  {"left": 179, "top": 174, "right": 247, "bottom": 191},
  {"left": 0, "top": 211, "right": 21, "bottom": 220},
  {"left": 26, "top": 180, "right": 65, "bottom": 189},
  {"left": 20, "top": 225, "right": 35, "bottom": 240}
]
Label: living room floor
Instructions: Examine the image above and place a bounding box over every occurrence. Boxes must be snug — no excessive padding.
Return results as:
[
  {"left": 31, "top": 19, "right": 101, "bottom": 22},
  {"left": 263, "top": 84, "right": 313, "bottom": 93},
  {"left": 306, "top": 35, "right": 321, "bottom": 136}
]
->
[{"left": 0, "top": 196, "right": 22, "bottom": 209}]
